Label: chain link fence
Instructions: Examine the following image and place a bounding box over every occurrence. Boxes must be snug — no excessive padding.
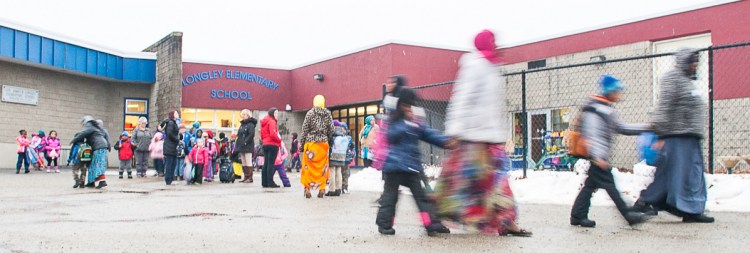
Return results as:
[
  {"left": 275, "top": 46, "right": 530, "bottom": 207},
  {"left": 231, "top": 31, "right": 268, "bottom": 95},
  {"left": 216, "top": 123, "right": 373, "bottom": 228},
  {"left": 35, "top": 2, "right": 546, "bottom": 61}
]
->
[{"left": 406, "top": 41, "right": 750, "bottom": 175}]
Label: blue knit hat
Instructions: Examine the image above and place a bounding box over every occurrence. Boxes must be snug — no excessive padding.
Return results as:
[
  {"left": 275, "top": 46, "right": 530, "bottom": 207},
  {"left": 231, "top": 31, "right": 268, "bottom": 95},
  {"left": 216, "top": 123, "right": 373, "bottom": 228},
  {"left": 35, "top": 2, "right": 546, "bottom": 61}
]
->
[
  {"left": 121, "top": 131, "right": 129, "bottom": 137},
  {"left": 600, "top": 75, "right": 623, "bottom": 96},
  {"left": 192, "top": 121, "right": 200, "bottom": 129}
]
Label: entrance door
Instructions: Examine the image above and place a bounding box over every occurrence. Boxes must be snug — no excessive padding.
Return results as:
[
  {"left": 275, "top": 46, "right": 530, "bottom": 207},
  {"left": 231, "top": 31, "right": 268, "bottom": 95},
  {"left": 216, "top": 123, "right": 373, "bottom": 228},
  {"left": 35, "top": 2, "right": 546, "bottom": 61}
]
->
[{"left": 530, "top": 114, "right": 548, "bottom": 162}]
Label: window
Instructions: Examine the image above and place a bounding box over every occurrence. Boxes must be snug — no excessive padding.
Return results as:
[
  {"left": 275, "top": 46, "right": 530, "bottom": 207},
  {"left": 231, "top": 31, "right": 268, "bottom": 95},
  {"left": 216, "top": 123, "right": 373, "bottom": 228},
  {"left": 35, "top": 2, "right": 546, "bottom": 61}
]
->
[
  {"left": 528, "top": 59, "right": 546, "bottom": 69},
  {"left": 124, "top": 99, "right": 148, "bottom": 134},
  {"left": 329, "top": 102, "right": 382, "bottom": 166},
  {"left": 551, "top": 108, "right": 571, "bottom": 132},
  {"left": 216, "top": 110, "right": 233, "bottom": 128},
  {"left": 181, "top": 108, "right": 245, "bottom": 133}
]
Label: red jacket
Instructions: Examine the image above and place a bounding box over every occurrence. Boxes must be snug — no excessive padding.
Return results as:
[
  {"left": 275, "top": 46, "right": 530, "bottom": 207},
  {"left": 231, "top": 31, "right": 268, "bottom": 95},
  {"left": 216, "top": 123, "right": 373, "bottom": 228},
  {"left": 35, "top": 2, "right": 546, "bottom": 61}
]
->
[
  {"left": 260, "top": 116, "right": 282, "bottom": 147},
  {"left": 115, "top": 138, "right": 134, "bottom": 161},
  {"left": 188, "top": 146, "right": 210, "bottom": 165}
]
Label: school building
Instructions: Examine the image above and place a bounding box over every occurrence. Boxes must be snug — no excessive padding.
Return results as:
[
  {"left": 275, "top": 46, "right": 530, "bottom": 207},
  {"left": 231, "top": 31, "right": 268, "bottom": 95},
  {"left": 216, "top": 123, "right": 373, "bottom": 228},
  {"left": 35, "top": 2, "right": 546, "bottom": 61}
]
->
[{"left": 1, "top": 0, "right": 748, "bottom": 169}]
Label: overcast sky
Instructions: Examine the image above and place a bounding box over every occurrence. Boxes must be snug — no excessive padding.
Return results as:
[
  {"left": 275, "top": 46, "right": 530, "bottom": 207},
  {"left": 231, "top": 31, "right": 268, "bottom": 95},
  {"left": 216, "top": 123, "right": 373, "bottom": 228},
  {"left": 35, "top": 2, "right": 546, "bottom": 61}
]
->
[{"left": 1, "top": 0, "right": 723, "bottom": 68}]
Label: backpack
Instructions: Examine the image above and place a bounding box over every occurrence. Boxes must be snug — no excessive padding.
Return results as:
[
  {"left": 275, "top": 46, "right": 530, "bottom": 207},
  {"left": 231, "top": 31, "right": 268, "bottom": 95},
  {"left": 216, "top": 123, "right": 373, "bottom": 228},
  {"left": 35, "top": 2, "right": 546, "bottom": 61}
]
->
[
  {"left": 331, "top": 135, "right": 351, "bottom": 162},
  {"left": 219, "top": 140, "right": 231, "bottom": 158},
  {"left": 79, "top": 143, "right": 93, "bottom": 162},
  {"left": 564, "top": 96, "right": 610, "bottom": 159},
  {"left": 176, "top": 140, "right": 186, "bottom": 158}
]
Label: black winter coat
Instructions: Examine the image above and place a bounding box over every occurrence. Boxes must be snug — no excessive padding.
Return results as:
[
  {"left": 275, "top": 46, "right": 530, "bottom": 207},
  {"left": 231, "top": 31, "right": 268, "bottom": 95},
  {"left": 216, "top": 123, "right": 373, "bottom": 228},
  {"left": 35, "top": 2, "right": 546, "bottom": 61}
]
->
[
  {"left": 160, "top": 119, "right": 180, "bottom": 156},
  {"left": 235, "top": 117, "right": 258, "bottom": 153},
  {"left": 70, "top": 121, "right": 109, "bottom": 151}
]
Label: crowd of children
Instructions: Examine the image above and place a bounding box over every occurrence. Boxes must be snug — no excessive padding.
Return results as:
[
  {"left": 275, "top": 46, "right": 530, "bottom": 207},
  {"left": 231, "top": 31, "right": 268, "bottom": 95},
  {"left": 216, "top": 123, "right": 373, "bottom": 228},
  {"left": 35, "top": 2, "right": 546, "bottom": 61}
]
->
[{"left": 15, "top": 130, "right": 63, "bottom": 174}]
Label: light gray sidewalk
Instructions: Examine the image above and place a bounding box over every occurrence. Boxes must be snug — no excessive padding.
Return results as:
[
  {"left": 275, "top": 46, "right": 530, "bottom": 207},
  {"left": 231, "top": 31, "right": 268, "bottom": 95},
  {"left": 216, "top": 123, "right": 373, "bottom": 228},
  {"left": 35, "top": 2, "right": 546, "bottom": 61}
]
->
[{"left": 0, "top": 168, "right": 746, "bottom": 253}]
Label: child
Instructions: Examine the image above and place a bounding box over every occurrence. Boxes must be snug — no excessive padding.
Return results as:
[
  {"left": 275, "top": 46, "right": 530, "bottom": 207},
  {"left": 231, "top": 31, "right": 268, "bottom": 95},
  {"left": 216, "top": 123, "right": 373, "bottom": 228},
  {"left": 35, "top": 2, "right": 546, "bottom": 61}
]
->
[
  {"left": 114, "top": 131, "right": 134, "bottom": 179},
  {"left": 176, "top": 132, "right": 187, "bottom": 181},
  {"left": 187, "top": 138, "right": 210, "bottom": 185},
  {"left": 69, "top": 132, "right": 89, "bottom": 188},
  {"left": 149, "top": 132, "right": 165, "bottom": 177},
  {"left": 273, "top": 138, "right": 292, "bottom": 187},
  {"left": 328, "top": 122, "right": 353, "bottom": 196},
  {"left": 44, "top": 130, "right": 62, "bottom": 173},
  {"left": 289, "top": 133, "right": 301, "bottom": 173},
  {"left": 342, "top": 122, "right": 355, "bottom": 194},
  {"left": 30, "top": 131, "right": 46, "bottom": 170},
  {"left": 570, "top": 75, "right": 650, "bottom": 228},
  {"left": 203, "top": 131, "right": 218, "bottom": 182},
  {"left": 16, "top": 130, "right": 31, "bottom": 174},
  {"left": 375, "top": 88, "right": 453, "bottom": 236}
]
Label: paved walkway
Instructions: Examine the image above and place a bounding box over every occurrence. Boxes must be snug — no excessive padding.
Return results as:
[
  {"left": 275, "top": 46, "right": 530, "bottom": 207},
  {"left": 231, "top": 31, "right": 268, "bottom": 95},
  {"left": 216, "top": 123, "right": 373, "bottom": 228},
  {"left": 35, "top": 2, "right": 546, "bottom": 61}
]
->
[{"left": 0, "top": 168, "right": 746, "bottom": 253}]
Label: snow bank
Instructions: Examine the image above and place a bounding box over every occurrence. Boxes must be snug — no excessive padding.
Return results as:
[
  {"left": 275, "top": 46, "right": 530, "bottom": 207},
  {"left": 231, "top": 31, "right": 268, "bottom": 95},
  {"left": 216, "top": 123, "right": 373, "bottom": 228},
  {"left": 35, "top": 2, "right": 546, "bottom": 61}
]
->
[{"left": 349, "top": 161, "right": 750, "bottom": 212}]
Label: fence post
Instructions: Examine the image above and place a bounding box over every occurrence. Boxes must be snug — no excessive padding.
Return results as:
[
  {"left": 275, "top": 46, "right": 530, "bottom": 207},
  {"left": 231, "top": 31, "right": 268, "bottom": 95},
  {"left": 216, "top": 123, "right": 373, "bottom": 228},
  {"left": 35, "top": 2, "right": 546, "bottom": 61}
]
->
[
  {"left": 708, "top": 47, "right": 715, "bottom": 174},
  {"left": 521, "top": 70, "right": 528, "bottom": 179}
]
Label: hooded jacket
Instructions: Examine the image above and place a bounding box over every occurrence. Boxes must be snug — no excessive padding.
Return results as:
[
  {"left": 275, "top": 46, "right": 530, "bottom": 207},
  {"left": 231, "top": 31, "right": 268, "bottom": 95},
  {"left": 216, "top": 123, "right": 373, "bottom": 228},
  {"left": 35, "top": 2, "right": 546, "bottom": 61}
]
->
[
  {"left": 445, "top": 51, "right": 509, "bottom": 143},
  {"left": 652, "top": 48, "right": 706, "bottom": 139},
  {"left": 44, "top": 136, "right": 61, "bottom": 156},
  {"left": 160, "top": 118, "right": 180, "bottom": 156},
  {"left": 115, "top": 136, "right": 134, "bottom": 160},
  {"left": 300, "top": 107, "right": 334, "bottom": 144},
  {"left": 382, "top": 119, "right": 449, "bottom": 174},
  {"left": 582, "top": 96, "right": 649, "bottom": 162},
  {"left": 149, "top": 133, "right": 164, "bottom": 160},
  {"left": 236, "top": 117, "right": 258, "bottom": 153},
  {"left": 132, "top": 127, "right": 152, "bottom": 152},
  {"left": 260, "top": 115, "right": 282, "bottom": 147},
  {"left": 16, "top": 135, "right": 31, "bottom": 154},
  {"left": 70, "top": 121, "right": 110, "bottom": 151}
]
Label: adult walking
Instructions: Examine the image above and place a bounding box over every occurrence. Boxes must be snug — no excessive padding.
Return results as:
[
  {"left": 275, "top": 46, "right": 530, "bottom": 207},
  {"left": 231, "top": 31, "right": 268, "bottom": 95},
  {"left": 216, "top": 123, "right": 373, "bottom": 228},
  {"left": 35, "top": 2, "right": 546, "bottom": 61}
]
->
[
  {"left": 235, "top": 109, "right": 258, "bottom": 183},
  {"left": 160, "top": 110, "right": 180, "bottom": 185},
  {"left": 260, "top": 108, "right": 282, "bottom": 188},
  {"left": 633, "top": 48, "right": 714, "bottom": 223},
  {"left": 434, "top": 30, "right": 531, "bottom": 236},
  {"left": 132, "top": 117, "right": 152, "bottom": 178},
  {"left": 359, "top": 115, "right": 379, "bottom": 168},
  {"left": 300, "top": 95, "right": 334, "bottom": 198},
  {"left": 71, "top": 116, "right": 110, "bottom": 189}
]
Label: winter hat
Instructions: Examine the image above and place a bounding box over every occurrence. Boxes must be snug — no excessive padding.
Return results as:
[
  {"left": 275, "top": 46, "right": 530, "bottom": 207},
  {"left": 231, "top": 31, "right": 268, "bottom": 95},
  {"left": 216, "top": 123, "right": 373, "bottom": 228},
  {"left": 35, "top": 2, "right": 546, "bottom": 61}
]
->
[
  {"left": 192, "top": 121, "right": 201, "bottom": 129},
  {"left": 599, "top": 75, "right": 624, "bottom": 96},
  {"left": 474, "top": 29, "right": 502, "bottom": 64},
  {"left": 206, "top": 130, "right": 214, "bottom": 139},
  {"left": 154, "top": 132, "right": 163, "bottom": 140},
  {"left": 121, "top": 131, "right": 129, "bottom": 137},
  {"left": 81, "top": 115, "right": 94, "bottom": 126},
  {"left": 340, "top": 121, "right": 349, "bottom": 131},
  {"left": 333, "top": 120, "right": 342, "bottom": 127},
  {"left": 313, "top": 95, "right": 325, "bottom": 108},
  {"left": 396, "top": 87, "right": 418, "bottom": 107},
  {"left": 37, "top": 130, "right": 45, "bottom": 136}
]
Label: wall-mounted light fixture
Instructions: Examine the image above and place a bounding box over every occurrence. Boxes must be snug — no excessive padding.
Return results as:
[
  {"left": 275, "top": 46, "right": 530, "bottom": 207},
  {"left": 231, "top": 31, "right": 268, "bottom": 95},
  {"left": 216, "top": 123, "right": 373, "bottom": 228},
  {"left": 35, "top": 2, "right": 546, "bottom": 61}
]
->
[
  {"left": 590, "top": 55, "right": 606, "bottom": 63},
  {"left": 313, "top": 74, "right": 324, "bottom": 81},
  {"left": 285, "top": 104, "right": 292, "bottom": 111}
]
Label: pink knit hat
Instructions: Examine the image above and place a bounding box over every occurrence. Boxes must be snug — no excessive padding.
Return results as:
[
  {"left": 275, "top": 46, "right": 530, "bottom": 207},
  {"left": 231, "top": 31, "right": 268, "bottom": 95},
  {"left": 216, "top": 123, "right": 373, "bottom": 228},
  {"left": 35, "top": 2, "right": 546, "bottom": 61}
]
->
[{"left": 474, "top": 29, "right": 501, "bottom": 64}]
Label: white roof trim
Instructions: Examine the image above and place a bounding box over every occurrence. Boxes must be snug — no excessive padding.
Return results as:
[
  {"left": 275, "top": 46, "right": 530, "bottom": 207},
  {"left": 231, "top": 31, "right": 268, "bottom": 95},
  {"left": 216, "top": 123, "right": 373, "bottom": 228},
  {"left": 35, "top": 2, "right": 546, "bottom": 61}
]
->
[
  {"left": 290, "top": 40, "right": 470, "bottom": 69},
  {"left": 0, "top": 17, "right": 156, "bottom": 60},
  {"left": 183, "top": 58, "right": 292, "bottom": 71},
  {"left": 502, "top": 0, "right": 739, "bottom": 48}
]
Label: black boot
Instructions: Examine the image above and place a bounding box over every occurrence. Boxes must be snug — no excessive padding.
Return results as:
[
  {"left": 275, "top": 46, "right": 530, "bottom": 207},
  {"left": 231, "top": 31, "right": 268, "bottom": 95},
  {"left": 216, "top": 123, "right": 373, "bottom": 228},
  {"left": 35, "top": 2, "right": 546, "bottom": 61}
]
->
[
  {"left": 332, "top": 190, "right": 341, "bottom": 196},
  {"left": 683, "top": 214, "right": 715, "bottom": 223},
  {"left": 95, "top": 181, "right": 108, "bottom": 189},
  {"left": 119, "top": 172, "right": 124, "bottom": 179},
  {"left": 85, "top": 182, "right": 96, "bottom": 188},
  {"left": 632, "top": 199, "right": 658, "bottom": 216},
  {"left": 73, "top": 182, "right": 80, "bottom": 188},
  {"left": 378, "top": 227, "right": 396, "bottom": 235},
  {"left": 128, "top": 172, "right": 133, "bottom": 179},
  {"left": 625, "top": 212, "right": 649, "bottom": 226},
  {"left": 426, "top": 223, "right": 450, "bottom": 236},
  {"left": 570, "top": 217, "right": 596, "bottom": 228}
]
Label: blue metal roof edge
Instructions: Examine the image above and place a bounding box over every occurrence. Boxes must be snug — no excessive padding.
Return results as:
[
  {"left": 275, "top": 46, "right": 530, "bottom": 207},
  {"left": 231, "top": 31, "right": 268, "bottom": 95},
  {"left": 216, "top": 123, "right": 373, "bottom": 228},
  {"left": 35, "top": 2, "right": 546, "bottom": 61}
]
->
[{"left": 0, "top": 24, "right": 155, "bottom": 83}]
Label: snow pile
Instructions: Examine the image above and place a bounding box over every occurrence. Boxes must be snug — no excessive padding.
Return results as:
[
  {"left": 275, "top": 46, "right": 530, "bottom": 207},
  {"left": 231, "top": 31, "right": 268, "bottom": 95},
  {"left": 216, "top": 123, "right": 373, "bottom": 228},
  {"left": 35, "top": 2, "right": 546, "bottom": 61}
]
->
[{"left": 349, "top": 161, "right": 750, "bottom": 212}]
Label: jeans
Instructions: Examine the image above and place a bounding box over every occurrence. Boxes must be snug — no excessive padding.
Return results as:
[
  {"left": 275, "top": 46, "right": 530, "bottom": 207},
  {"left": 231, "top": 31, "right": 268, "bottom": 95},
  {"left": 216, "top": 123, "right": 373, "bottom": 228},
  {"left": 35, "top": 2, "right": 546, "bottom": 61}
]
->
[
  {"left": 262, "top": 145, "right": 279, "bottom": 187},
  {"left": 571, "top": 163, "right": 631, "bottom": 220},
  {"left": 154, "top": 159, "right": 164, "bottom": 175},
  {"left": 135, "top": 151, "right": 149, "bottom": 175},
  {"left": 16, "top": 153, "right": 29, "bottom": 172},
  {"left": 376, "top": 172, "right": 440, "bottom": 229},
  {"left": 119, "top": 160, "right": 132, "bottom": 173},
  {"left": 175, "top": 157, "right": 185, "bottom": 177},
  {"left": 164, "top": 155, "right": 177, "bottom": 185}
]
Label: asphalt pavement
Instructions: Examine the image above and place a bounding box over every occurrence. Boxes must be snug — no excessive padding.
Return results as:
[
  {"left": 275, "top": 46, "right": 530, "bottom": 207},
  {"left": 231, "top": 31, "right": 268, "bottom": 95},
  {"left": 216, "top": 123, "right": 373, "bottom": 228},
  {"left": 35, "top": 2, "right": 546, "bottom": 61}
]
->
[{"left": 0, "top": 168, "right": 747, "bottom": 253}]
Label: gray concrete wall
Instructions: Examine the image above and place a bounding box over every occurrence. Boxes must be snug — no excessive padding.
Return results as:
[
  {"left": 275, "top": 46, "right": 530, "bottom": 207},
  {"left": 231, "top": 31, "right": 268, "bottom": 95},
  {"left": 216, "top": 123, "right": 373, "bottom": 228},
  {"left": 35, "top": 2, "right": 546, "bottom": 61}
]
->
[
  {"left": 144, "top": 32, "right": 183, "bottom": 126},
  {"left": 0, "top": 60, "right": 151, "bottom": 169}
]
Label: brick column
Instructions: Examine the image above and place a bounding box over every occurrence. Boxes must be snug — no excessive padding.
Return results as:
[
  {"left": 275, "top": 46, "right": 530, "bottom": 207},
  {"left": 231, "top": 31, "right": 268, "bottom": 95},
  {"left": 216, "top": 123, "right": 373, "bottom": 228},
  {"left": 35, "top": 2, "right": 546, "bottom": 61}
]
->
[{"left": 144, "top": 32, "right": 183, "bottom": 126}]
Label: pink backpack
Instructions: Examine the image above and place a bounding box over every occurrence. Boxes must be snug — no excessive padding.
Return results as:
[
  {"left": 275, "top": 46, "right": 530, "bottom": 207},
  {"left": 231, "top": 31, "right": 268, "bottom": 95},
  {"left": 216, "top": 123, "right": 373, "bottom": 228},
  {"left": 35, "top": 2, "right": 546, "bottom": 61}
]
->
[{"left": 371, "top": 119, "right": 389, "bottom": 170}]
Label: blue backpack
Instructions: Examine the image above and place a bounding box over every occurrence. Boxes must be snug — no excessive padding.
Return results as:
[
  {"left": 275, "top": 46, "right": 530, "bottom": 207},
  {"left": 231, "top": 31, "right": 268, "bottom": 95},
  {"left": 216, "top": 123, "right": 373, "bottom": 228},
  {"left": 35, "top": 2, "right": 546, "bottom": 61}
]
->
[
  {"left": 637, "top": 132, "right": 659, "bottom": 166},
  {"left": 331, "top": 135, "right": 351, "bottom": 162}
]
